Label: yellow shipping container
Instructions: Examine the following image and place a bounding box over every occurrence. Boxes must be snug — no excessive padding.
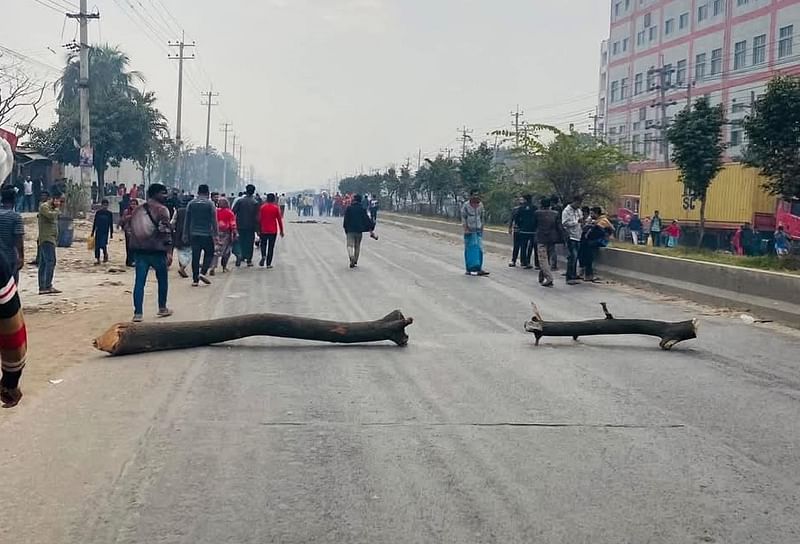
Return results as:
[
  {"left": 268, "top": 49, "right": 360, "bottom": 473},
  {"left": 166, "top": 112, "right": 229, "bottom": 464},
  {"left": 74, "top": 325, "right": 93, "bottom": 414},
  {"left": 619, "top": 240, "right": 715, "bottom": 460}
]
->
[
  {"left": 613, "top": 171, "right": 642, "bottom": 197},
  {"left": 638, "top": 164, "right": 776, "bottom": 228}
]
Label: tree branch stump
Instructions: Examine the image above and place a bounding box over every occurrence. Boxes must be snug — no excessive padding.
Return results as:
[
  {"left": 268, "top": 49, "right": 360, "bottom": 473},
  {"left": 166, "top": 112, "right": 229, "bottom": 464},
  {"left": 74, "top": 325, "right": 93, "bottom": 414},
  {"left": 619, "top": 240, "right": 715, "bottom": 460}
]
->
[
  {"left": 94, "top": 310, "right": 414, "bottom": 357},
  {"left": 524, "top": 303, "right": 697, "bottom": 350}
]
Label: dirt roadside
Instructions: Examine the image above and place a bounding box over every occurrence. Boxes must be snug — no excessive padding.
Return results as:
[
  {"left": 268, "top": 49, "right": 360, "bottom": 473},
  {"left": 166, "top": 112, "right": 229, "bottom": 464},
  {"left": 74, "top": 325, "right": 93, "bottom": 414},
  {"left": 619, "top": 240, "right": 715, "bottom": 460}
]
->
[{"left": 7, "top": 213, "right": 208, "bottom": 408}]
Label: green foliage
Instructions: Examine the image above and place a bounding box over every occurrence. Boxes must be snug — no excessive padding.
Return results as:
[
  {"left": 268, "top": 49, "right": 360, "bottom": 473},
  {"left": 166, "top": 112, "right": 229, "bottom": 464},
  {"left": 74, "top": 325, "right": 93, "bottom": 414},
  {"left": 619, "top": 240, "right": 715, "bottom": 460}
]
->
[
  {"left": 667, "top": 97, "right": 726, "bottom": 245},
  {"left": 35, "top": 45, "right": 168, "bottom": 188},
  {"left": 742, "top": 76, "right": 800, "bottom": 199},
  {"left": 535, "top": 132, "right": 628, "bottom": 205},
  {"left": 459, "top": 142, "right": 494, "bottom": 192}
]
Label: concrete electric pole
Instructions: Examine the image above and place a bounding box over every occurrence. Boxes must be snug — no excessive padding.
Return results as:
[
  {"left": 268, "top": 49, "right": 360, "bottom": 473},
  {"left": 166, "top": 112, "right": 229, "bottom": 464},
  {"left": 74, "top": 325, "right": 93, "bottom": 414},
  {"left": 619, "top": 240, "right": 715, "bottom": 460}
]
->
[
  {"left": 220, "top": 122, "right": 232, "bottom": 194},
  {"left": 66, "top": 0, "right": 99, "bottom": 190},
  {"left": 201, "top": 89, "right": 219, "bottom": 187},
  {"left": 512, "top": 105, "right": 524, "bottom": 148},
  {"left": 458, "top": 126, "right": 473, "bottom": 159},
  {"left": 168, "top": 33, "right": 195, "bottom": 188}
]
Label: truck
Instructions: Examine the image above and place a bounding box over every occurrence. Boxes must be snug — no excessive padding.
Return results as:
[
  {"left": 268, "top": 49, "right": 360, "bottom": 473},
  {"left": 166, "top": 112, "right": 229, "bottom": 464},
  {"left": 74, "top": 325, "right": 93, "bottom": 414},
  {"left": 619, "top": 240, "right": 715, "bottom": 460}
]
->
[{"left": 614, "top": 164, "right": 799, "bottom": 251}]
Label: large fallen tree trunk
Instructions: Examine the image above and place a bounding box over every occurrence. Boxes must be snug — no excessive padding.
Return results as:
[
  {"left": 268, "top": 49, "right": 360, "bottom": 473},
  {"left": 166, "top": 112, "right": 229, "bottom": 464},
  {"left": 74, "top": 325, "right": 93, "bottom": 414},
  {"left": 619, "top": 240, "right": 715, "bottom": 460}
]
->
[
  {"left": 524, "top": 303, "right": 697, "bottom": 350},
  {"left": 94, "top": 310, "right": 414, "bottom": 357}
]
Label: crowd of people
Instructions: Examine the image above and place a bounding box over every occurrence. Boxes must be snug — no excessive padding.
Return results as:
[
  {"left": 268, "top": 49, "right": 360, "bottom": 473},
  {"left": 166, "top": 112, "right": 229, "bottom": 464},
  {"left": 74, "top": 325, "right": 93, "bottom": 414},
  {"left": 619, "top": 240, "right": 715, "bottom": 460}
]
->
[{"left": 462, "top": 191, "right": 615, "bottom": 286}]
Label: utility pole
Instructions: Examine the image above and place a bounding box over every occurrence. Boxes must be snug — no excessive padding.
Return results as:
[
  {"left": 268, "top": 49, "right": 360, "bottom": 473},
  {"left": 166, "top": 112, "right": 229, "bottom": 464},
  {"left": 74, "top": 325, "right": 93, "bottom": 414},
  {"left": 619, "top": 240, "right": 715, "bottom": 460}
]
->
[
  {"left": 512, "top": 105, "right": 524, "bottom": 147},
  {"left": 589, "top": 108, "right": 604, "bottom": 140},
  {"left": 440, "top": 148, "right": 453, "bottom": 159},
  {"left": 648, "top": 62, "right": 677, "bottom": 168},
  {"left": 238, "top": 144, "right": 244, "bottom": 185},
  {"left": 220, "top": 122, "right": 232, "bottom": 194},
  {"left": 417, "top": 148, "right": 422, "bottom": 170},
  {"left": 458, "top": 125, "right": 473, "bottom": 159},
  {"left": 66, "top": 1, "right": 99, "bottom": 190},
  {"left": 168, "top": 33, "right": 195, "bottom": 188},
  {"left": 201, "top": 89, "right": 219, "bottom": 187}
]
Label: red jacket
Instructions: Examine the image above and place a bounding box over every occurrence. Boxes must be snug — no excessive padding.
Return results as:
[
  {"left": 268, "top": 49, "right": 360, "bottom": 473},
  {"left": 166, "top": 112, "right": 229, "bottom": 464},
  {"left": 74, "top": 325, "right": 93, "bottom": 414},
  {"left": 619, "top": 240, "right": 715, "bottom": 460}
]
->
[
  {"left": 217, "top": 207, "right": 237, "bottom": 233},
  {"left": 259, "top": 203, "right": 284, "bottom": 235}
]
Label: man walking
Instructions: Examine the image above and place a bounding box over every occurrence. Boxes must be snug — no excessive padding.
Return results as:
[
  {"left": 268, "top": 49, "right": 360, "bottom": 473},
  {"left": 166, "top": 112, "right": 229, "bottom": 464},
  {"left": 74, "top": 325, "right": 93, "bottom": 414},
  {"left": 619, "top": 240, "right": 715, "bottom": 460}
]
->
[
  {"left": 0, "top": 187, "right": 24, "bottom": 284},
  {"left": 278, "top": 193, "right": 287, "bottom": 217},
  {"left": 561, "top": 194, "right": 584, "bottom": 285},
  {"left": 128, "top": 183, "right": 174, "bottom": 322},
  {"left": 232, "top": 184, "right": 259, "bottom": 267},
  {"left": 343, "top": 194, "right": 376, "bottom": 268},
  {"left": 91, "top": 198, "right": 114, "bottom": 265},
  {"left": 508, "top": 196, "right": 523, "bottom": 267},
  {"left": 38, "top": 189, "right": 62, "bottom": 295},
  {"left": 258, "top": 193, "right": 285, "bottom": 268},
  {"left": 535, "top": 197, "right": 559, "bottom": 288},
  {"left": 461, "top": 189, "right": 489, "bottom": 276},
  {"left": 184, "top": 184, "right": 218, "bottom": 286}
]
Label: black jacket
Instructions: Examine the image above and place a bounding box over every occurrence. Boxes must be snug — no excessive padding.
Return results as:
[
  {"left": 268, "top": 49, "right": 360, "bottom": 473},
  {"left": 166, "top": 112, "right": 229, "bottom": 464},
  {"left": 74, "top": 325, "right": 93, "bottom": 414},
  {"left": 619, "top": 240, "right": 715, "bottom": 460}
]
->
[
  {"left": 511, "top": 204, "right": 538, "bottom": 233},
  {"left": 232, "top": 195, "right": 260, "bottom": 231},
  {"left": 343, "top": 204, "right": 375, "bottom": 234}
]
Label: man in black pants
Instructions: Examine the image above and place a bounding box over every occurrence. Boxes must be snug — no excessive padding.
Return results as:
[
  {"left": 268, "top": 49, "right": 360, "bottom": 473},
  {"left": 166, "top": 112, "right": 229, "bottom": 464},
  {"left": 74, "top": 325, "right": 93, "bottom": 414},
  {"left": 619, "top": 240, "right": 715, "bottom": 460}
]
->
[
  {"left": 232, "top": 184, "right": 259, "bottom": 267},
  {"left": 183, "top": 184, "right": 218, "bottom": 286},
  {"left": 510, "top": 194, "right": 538, "bottom": 269}
]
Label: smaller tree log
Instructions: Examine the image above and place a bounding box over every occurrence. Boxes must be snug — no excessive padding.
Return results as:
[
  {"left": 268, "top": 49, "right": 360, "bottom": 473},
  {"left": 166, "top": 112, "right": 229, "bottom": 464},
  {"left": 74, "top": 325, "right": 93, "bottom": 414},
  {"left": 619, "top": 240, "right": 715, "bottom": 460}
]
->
[
  {"left": 524, "top": 303, "right": 697, "bottom": 350},
  {"left": 94, "top": 310, "right": 414, "bottom": 357}
]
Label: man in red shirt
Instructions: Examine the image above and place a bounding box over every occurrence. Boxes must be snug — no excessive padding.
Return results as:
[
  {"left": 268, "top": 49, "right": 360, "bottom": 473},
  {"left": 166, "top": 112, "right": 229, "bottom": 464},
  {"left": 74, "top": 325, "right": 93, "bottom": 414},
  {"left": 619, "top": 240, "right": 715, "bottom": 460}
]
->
[{"left": 258, "top": 193, "right": 285, "bottom": 268}]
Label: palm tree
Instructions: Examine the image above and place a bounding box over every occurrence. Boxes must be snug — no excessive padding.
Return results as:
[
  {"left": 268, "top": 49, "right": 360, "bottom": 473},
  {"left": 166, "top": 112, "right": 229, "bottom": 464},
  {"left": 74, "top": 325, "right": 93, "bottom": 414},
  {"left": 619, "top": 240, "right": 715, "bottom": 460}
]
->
[{"left": 56, "top": 45, "right": 144, "bottom": 108}]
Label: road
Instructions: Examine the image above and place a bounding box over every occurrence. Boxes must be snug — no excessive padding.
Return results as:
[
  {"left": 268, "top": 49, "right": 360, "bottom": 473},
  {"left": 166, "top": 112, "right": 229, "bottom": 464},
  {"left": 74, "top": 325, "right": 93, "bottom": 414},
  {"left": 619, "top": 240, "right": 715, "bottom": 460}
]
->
[{"left": 2, "top": 217, "right": 800, "bottom": 543}]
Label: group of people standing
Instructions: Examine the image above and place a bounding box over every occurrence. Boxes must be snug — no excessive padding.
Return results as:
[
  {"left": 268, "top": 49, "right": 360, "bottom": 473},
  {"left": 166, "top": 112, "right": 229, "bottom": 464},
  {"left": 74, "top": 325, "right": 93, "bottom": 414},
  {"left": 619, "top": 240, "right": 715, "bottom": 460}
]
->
[
  {"left": 461, "top": 191, "right": 614, "bottom": 286},
  {"left": 625, "top": 212, "right": 681, "bottom": 248}
]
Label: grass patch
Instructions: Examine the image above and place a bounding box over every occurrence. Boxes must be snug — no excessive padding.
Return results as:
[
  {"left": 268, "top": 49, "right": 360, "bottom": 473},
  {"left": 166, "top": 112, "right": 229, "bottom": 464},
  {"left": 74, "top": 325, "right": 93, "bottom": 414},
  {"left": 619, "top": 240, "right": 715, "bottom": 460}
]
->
[{"left": 614, "top": 242, "right": 800, "bottom": 274}]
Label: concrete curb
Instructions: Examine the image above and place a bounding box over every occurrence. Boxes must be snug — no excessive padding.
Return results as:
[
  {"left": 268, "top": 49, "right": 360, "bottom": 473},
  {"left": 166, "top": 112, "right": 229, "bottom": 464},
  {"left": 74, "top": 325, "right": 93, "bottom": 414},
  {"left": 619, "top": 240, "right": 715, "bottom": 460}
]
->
[{"left": 381, "top": 212, "right": 800, "bottom": 328}]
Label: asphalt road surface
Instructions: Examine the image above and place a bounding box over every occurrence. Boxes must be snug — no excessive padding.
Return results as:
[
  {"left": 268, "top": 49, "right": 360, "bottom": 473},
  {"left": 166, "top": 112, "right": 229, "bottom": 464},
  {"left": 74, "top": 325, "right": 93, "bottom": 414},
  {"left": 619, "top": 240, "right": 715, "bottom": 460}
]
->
[{"left": 2, "top": 218, "right": 800, "bottom": 544}]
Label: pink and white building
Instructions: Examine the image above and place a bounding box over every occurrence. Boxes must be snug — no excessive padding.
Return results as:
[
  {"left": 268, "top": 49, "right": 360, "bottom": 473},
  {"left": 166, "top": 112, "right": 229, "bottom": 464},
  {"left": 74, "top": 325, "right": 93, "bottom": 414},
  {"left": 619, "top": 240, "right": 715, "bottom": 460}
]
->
[{"left": 597, "top": 0, "right": 800, "bottom": 164}]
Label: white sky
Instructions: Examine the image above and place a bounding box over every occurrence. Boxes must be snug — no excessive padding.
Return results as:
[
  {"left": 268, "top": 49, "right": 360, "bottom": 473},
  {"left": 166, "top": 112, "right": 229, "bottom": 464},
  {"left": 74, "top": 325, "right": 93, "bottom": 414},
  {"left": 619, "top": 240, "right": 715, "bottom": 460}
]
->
[{"left": 6, "top": 0, "right": 609, "bottom": 190}]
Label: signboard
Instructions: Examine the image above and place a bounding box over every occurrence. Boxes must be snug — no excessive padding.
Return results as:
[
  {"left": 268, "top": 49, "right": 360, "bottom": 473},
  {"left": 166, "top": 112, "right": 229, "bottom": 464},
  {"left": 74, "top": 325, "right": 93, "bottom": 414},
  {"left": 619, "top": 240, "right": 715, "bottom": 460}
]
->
[
  {"left": 79, "top": 145, "right": 93, "bottom": 167},
  {"left": 0, "top": 128, "right": 17, "bottom": 152}
]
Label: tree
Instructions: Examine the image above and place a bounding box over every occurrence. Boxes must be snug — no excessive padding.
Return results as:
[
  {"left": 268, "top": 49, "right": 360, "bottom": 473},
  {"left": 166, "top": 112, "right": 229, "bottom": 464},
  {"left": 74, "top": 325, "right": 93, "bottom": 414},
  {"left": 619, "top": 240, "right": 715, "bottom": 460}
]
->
[
  {"left": 667, "top": 97, "right": 726, "bottom": 246},
  {"left": 38, "top": 45, "right": 168, "bottom": 190},
  {"left": 459, "top": 142, "right": 494, "bottom": 192},
  {"left": 742, "top": 75, "right": 800, "bottom": 199},
  {"left": 536, "top": 132, "right": 629, "bottom": 205},
  {"left": 0, "top": 59, "right": 46, "bottom": 138}
]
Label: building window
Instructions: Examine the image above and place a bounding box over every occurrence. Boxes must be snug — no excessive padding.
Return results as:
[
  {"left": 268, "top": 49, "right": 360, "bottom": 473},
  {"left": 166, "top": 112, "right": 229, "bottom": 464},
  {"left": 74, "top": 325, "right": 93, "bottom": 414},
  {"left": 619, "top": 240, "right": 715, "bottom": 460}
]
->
[
  {"left": 665, "top": 18, "right": 675, "bottom": 35},
  {"left": 676, "top": 59, "right": 687, "bottom": 85},
  {"left": 711, "top": 48, "right": 722, "bottom": 74},
  {"left": 637, "top": 30, "right": 646, "bottom": 45},
  {"left": 644, "top": 12, "right": 652, "bottom": 27},
  {"left": 731, "top": 102, "right": 748, "bottom": 113},
  {"left": 753, "top": 34, "right": 766, "bottom": 64},
  {"left": 698, "top": 4, "right": 708, "bottom": 22},
  {"left": 634, "top": 73, "right": 643, "bottom": 94},
  {"left": 730, "top": 129, "right": 742, "bottom": 147},
  {"left": 737, "top": 0, "right": 748, "bottom": 5},
  {"left": 612, "top": 41, "right": 620, "bottom": 55},
  {"left": 644, "top": 137, "right": 652, "bottom": 155},
  {"left": 611, "top": 81, "right": 619, "bottom": 102},
  {"left": 632, "top": 134, "right": 640, "bottom": 154},
  {"left": 615, "top": 1, "right": 622, "bottom": 16},
  {"left": 695, "top": 53, "right": 707, "bottom": 80},
  {"left": 663, "top": 63, "right": 673, "bottom": 86},
  {"left": 623, "top": 37, "right": 629, "bottom": 52},
  {"left": 621, "top": 77, "right": 629, "bottom": 99},
  {"left": 734, "top": 40, "right": 747, "bottom": 70},
  {"left": 639, "top": 106, "right": 647, "bottom": 121},
  {"left": 647, "top": 68, "right": 656, "bottom": 90},
  {"left": 679, "top": 12, "right": 689, "bottom": 29},
  {"left": 713, "top": 0, "right": 724, "bottom": 16},
  {"left": 649, "top": 26, "right": 657, "bottom": 41},
  {"left": 779, "top": 25, "right": 794, "bottom": 58},
  {"left": 625, "top": 0, "right": 630, "bottom": 10}
]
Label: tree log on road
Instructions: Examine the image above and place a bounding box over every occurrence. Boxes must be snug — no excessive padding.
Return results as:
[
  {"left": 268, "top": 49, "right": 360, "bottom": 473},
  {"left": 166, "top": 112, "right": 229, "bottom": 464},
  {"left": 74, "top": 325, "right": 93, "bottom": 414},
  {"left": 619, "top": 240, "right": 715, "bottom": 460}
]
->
[
  {"left": 524, "top": 303, "right": 698, "bottom": 350},
  {"left": 94, "top": 310, "right": 414, "bottom": 357}
]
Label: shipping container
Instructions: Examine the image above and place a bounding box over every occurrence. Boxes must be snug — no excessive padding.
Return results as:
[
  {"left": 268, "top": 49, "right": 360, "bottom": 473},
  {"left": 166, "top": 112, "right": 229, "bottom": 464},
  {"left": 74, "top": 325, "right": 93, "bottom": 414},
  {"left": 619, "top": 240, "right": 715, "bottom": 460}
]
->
[{"left": 637, "top": 164, "right": 775, "bottom": 228}]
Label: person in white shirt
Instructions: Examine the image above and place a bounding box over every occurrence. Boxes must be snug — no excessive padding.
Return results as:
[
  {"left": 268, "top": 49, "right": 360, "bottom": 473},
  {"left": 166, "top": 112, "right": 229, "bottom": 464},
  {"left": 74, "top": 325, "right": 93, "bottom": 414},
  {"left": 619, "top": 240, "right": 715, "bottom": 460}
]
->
[
  {"left": 278, "top": 193, "right": 287, "bottom": 216},
  {"left": 22, "top": 178, "right": 34, "bottom": 213},
  {"left": 561, "top": 194, "right": 584, "bottom": 285}
]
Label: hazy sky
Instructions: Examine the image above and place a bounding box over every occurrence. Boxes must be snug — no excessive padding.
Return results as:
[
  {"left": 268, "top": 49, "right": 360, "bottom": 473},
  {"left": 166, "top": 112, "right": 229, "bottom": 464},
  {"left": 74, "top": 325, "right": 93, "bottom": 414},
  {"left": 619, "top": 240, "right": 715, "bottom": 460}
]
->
[{"left": 7, "top": 0, "right": 609, "bottom": 190}]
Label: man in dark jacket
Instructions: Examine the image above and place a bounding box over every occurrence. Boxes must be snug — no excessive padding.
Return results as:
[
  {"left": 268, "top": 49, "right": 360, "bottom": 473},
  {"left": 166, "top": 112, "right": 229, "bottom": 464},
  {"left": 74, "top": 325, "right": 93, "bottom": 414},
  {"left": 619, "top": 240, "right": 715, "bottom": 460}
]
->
[
  {"left": 183, "top": 184, "right": 218, "bottom": 286},
  {"left": 128, "top": 183, "right": 174, "bottom": 322},
  {"left": 232, "top": 184, "right": 260, "bottom": 267},
  {"left": 343, "top": 194, "right": 376, "bottom": 268},
  {"left": 535, "top": 198, "right": 560, "bottom": 287},
  {"left": 509, "top": 194, "right": 538, "bottom": 269}
]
